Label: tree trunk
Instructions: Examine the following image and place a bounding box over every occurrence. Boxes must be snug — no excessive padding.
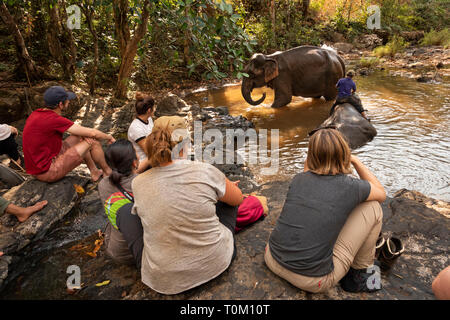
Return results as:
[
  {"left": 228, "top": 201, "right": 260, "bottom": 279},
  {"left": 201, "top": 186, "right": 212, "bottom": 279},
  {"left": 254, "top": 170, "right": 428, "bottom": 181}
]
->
[
  {"left": 0, "top": 2, "right": 40, "bottom": 82},
  {"left": 113, "top": 0, "right": 150, "bottom": 99},
  {"left": 46, "top": 0, "right": 77, "bottom": 81},
  {"left": 183, "top": 3, "right": 190, "bottom": 66},
  {"left": 81, "top": 2, "right": 99, "bottom": 94},
  {"left": 270, "top": 0, "right": 275, "bottom": 39},
  {"left": 302, "top": 0, "right": 310, "bottom": 18}
]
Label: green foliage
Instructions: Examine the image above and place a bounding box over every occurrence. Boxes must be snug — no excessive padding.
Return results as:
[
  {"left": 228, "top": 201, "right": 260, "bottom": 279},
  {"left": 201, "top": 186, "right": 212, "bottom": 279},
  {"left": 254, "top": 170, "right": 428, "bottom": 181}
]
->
[
  {"left": 373, "top": 35, "right": 409, "bottom": 57},
  {"left": 358, "top": 57, "right": 380, "bottom": 68},
  {"left": 137, "top": 0, "right": 254, "bottom": 81},
  {"left": 420, "top": 29, "right": 450, "bottom": 48}
]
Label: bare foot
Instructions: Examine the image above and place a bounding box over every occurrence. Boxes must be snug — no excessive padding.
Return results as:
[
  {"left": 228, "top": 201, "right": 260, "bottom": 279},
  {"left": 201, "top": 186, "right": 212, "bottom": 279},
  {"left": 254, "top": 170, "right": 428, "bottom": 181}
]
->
[
  {"left": 16, "top": 200, "right": 48, "bottom": 223},
  {"left": 91, "top": 169, "right": 104, "bottom": 182}
]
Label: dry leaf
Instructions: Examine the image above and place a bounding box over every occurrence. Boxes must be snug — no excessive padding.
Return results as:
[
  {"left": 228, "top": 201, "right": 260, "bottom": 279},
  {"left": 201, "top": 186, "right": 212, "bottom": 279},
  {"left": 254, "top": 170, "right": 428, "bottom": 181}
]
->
[
  {"left": 95, "top": 280, "right": 110, "bottom": 287},
  {"left": 73, "top": 184, "right": 85, "bottom": 194}
]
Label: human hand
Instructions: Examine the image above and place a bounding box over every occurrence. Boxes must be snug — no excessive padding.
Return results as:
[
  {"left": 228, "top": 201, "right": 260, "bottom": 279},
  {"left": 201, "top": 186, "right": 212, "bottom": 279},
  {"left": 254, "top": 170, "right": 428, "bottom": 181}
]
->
[
  {"left": 107, "top": 135, "right": 116, "bottom": 145},
  {"left": 9, "top": 126, "right": 18, "bottom": 136},
  {"left": 350, "top": 155, "right": 361, "bottom": 165},
  {"left": 232, "top": 180, "right": 240, "bottom": 187}
]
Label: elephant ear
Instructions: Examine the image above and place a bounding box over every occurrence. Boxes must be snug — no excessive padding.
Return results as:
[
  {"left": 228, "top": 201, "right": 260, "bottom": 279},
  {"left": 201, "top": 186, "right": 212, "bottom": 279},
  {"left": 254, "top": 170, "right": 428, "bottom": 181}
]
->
[{"left": 264, "top": 59, "right": 279, "bottom": 83}]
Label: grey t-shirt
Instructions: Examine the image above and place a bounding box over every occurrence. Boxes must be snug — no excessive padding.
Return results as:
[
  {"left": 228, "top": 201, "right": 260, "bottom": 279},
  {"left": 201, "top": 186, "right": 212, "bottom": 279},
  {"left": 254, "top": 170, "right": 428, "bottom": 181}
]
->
[
  {"left": 132, "top": 160, "right": 232, "bottom": 295},
  {"left": 268, "top": 171, "right": 371, "bottom": 277}
]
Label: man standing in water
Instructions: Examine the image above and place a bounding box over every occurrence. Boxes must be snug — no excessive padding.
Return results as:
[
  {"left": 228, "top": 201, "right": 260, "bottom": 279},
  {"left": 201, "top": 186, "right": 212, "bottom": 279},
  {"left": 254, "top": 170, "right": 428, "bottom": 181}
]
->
[{"left": 330, "top": 70, "right": 369, "bottom": 120}]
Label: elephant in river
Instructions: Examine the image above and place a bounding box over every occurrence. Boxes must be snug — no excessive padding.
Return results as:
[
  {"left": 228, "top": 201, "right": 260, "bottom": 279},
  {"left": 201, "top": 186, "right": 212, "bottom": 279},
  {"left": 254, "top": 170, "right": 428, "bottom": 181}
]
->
[
  {"left": 241, "top": 45, "right": 345, "bottom": 108},
  {"left": 310, "top": 102, "right": 377, "bottom": 150}
]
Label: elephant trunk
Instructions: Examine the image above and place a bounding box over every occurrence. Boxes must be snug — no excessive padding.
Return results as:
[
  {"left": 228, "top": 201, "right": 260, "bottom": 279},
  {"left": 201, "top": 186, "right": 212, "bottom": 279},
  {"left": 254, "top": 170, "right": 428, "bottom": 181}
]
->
[{"left": 241, "top": 78, "right": 266, "bottom": 106}]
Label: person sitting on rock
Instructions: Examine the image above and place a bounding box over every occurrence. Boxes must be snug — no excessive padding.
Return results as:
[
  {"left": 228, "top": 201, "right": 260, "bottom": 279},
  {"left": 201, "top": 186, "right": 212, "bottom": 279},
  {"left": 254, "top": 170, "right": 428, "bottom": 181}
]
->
[
  {"left": 127, "top": 92, "right": 155, "bottom": 173},
  {"left": 432, "top": 266, "right": 450, "bottom": 300},
  {"left": 0, "top": 195, "right": 47, "bottom": 223},
  {"left": 0, "top": 123, "right": 23, "bottom": 169},
  {"left": 99, "top": 139, "right": 143, "bottom": 269},
  {"left": 264, "top": 128, "right": 386, "bottom": 293},
  {"left": 22, "top": 86, "right": 115, "bottom": 183},
  {"left": 132, "top": 116, "right": 243, "bottom": 295},
  {"left": 330, "top": 70, "right": 369, "bottom": 120}
]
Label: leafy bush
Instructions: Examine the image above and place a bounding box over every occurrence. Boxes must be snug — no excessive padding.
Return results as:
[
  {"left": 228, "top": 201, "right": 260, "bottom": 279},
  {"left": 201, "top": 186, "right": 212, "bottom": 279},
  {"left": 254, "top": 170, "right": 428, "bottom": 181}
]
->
[
  {"left": 373, "top": 36, "right": 409, "bottom": 58},
  {"left": 420, "top": 29, "right": 450, "bottom": 48},
  {"left": 358, "top": 57, "right": 380, "bottom": 68}
]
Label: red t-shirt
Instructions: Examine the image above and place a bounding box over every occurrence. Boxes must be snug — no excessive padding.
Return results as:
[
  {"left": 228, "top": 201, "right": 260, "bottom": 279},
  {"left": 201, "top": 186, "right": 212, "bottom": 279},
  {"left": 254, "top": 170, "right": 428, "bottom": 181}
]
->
[{"left": 23, "top": 109, "right": 74, "bottom": 175}]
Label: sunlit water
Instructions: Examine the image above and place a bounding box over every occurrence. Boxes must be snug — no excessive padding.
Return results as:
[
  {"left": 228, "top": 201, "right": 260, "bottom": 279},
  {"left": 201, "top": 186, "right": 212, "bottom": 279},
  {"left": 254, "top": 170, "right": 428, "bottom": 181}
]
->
[{"left": 187, "top": 70, "right": 450, "bottom": 201}]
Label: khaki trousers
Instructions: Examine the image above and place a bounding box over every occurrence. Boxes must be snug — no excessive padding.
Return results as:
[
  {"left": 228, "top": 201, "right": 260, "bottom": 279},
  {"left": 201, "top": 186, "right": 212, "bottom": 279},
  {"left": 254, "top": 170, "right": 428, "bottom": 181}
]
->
[{"left": 264, "top": 201, "right": 383, "bottom": 293}]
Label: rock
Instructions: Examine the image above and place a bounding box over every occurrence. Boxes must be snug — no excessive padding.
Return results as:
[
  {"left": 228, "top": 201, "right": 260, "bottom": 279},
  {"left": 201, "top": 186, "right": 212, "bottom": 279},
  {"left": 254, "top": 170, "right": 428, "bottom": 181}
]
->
[
  {"left": 7, "top": 186, "right": 446, "bottom": 300},
  {"left": 400, "top": 31, "right": 424, "bottom": 44},
  {"left": 354, "top": 34, "right": 383, "bottom": 50},
  {"left": 155, "top": 93, "right": 191, "bottom": 117},
  {"left": 416, "top": 75, "right": 433, "bottom": 83},
  {"left": 407, "top": 62, "right": 424, "bottom": 69},
  {"left": 0, "top": 164, "right": 24, "bottom": 189},
  {"left": 216, "top": 106, "right": 229, "bottom": 115},
  {"left": 358, "top": 68, "right": 370, "bottom": 76},
  {"left": 333, "top": 42, "right": 354, "bottom": 53},
  {"left": 0, "top": 90, "right": 23, "bottom": 123},
  {"left": 412, "top": 48, "right": 426, "bottom": 56},
  {"left": 0, "top": 174, "right": 89, "bottom": 291}
]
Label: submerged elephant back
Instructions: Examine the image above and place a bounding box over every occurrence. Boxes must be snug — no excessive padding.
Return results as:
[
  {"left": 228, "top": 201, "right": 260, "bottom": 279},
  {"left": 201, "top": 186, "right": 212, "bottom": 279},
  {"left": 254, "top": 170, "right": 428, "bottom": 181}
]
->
[{"left": 322, "top": 103, "right": 377, "bottom": 150}]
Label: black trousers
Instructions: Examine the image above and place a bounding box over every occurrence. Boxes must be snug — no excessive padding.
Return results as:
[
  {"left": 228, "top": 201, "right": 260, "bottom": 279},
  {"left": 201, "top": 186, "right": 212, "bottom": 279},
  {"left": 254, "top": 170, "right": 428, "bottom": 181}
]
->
[
  {"left": 0, "top": 134, "right": 19, "bottom": 161},
  {"left": 117, "top": 203, "right": 144, "bottom": 269},
  {"left": 116, "top": 201, "right": 239, "bottom": 269},
  {"left": 330, "top": 95, "right": 365, "bottom": 115},
  {"left": 215, "top": 201, "right": 239, "bottom": 262}
]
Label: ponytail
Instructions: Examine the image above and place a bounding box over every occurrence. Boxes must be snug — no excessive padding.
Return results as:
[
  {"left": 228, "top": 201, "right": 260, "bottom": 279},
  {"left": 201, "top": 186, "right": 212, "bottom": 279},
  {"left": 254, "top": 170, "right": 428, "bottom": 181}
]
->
[
  {"left": 145, "top": 127, "right": 175, "bottom": 167},
  {"left": 104, "top": 140, "right": 137, "bottom": 189}
]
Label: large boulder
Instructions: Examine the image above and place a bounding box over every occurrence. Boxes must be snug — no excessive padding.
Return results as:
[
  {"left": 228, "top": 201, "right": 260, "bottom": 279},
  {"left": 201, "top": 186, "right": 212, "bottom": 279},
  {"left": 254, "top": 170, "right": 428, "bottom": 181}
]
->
[
  {"left": 0, "top": 174, "right": 89, "bottom": 291},
  {"left": 333, "top": 42, "right": 354, "bottom": 53},
  {"left": 354, "top": 34, "right": 383, "bottom": 50},
  {"left": 5, "top": 184, "right": 446, "bottom": 300}
]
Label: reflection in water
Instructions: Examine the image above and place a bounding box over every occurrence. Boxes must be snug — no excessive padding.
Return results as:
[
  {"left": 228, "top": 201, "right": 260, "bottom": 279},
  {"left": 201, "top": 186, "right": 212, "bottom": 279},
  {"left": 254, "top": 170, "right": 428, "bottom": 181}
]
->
[{"left": 187, "top": 71, "right": 450, "bottom": 201}]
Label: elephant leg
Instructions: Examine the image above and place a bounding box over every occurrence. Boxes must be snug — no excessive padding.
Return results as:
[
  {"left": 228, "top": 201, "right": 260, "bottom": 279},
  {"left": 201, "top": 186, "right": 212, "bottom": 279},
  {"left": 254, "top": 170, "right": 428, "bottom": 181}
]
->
[
  {"left": 271, "top": 83, "right": 292, "bottom": 108},
  {"left": 324, "top": 93, "right": 337, "bottom": 101}
]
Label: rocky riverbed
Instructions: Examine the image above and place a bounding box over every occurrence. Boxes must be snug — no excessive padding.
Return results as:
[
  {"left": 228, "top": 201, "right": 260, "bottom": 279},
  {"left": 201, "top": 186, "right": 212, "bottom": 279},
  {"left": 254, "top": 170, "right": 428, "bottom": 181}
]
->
[{"left": 0, "top": 89, "right": 448, "bottom": 300}]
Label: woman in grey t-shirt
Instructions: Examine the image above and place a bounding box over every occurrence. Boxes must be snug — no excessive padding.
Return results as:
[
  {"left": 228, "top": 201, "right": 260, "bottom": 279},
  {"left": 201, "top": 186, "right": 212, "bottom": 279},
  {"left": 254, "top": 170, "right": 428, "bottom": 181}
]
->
[
  {"left": 265, "top": 128, "right": 386, "bottom": 293},
  {"left": 132, "top": 116, "right": 244, "bottom": 295}
]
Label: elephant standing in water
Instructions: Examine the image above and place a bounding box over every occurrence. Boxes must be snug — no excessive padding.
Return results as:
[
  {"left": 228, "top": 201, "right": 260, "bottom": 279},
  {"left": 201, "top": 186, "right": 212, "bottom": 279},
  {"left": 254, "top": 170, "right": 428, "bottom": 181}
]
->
[
  {"left": 241, "top": 45, "right": 345, "bottom": 108},
  {"left": 310, "top": 102, "right": 377, "bottom": 150}
]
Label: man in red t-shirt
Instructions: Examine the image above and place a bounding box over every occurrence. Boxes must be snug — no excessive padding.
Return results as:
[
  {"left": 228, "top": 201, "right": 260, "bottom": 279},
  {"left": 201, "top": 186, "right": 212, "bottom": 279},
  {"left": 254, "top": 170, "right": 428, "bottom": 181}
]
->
[{"left": 23, "top": 86, "right": 115, "bottom": 183}]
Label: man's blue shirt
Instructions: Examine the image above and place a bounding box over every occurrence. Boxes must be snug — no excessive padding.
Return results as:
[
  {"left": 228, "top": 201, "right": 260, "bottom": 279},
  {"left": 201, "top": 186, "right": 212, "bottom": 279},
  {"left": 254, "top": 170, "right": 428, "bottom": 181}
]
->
[{"left": 336, "top": 77, "right": 356, "bottom": 98}]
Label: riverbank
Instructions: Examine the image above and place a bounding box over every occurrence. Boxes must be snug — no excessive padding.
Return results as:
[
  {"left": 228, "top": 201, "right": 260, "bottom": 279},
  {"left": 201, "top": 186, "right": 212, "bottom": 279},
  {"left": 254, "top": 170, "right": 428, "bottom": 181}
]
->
[{"left": 0, "top": 89, "right": 449, "bottom": 299}]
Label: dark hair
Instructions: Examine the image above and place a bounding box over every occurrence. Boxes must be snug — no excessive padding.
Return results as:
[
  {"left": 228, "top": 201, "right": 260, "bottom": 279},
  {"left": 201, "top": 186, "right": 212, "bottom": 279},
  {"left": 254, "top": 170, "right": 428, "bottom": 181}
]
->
[
  {"left": 104, "top": 140, "right": 137, "bottom": 188},
  {"left": 135, "top": 92, "right": 155, "bottom": 115}
]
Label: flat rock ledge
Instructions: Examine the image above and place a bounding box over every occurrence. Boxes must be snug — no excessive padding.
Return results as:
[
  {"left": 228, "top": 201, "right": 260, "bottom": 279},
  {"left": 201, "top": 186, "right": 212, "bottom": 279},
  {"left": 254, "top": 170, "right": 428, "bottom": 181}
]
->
[
  {"left": 2, "top": 181, "right": 446, "bottom": 300},
  {"left": 0, "top": 174, "right": 89, "bottom": 291}
]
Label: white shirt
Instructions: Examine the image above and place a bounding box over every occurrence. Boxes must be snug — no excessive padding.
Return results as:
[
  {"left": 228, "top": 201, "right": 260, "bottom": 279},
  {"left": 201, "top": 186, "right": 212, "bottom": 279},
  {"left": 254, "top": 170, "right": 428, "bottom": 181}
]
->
[
  {"left": 127, "top": 117, "right": 154, "bottom": 161},
  {"left": 0, "top": 124, "right": 12, "bottom": 141}
]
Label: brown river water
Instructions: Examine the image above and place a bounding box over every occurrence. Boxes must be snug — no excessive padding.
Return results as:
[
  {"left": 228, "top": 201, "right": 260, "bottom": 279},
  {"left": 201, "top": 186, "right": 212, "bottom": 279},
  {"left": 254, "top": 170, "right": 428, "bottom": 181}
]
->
[{"left": 187, "top": 70, "right": 450, "bottom": 201}]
